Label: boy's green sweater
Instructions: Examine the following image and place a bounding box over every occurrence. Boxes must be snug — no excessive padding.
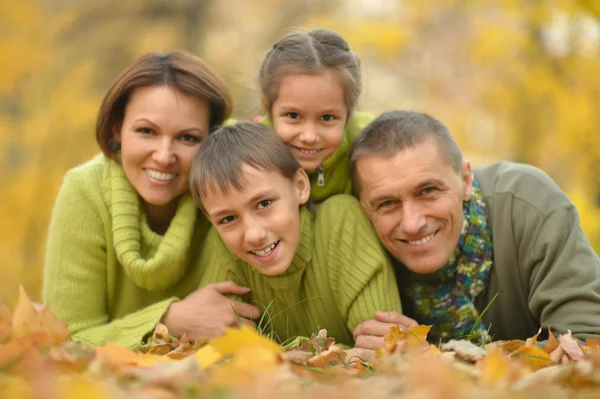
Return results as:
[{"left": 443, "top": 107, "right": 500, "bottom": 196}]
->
[
  {"left": 198, "top": 195, "right": 402, "bottom": 346},
  {"left": 43, "top": 154, "right": 214, "bottom": 349},
  {"left": 254, "top": 112, "right": 374, "bottom": 202}
]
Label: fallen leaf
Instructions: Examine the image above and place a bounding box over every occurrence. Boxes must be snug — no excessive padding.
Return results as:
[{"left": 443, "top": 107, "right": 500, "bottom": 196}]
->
[
  {"left": 479, "top": 348, "right": 521, "bottom": 387},
  {"left": 511, "top": 344, "right": 552, "bottom": 371},
  {"left": 210, "top": 325, "right": 282, "bottom": 356},
  {"left": 441, "top": 340, "right": 487, "bottom": 362},
  {"left": 11, "top": 286, "right": 68, "bottom": 346},
  {"left": 384, "top": 325, "right": 432, "bottom": 351},
  {"left": 194, "top": 344, "right": 222, "bottom": 369},
  {"left": 544, "top": 329, "right": 559, "bottom": 353},
  {"left": 559, "top": 331, "right": 586, "bottom": 361},
  {"left": 0, "top": 302, "right": 13, "bottom": 343}
]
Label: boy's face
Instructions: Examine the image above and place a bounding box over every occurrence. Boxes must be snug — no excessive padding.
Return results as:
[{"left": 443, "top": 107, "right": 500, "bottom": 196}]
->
[{"left": 202, "top": 164, "right": 310, "bottom": 276}]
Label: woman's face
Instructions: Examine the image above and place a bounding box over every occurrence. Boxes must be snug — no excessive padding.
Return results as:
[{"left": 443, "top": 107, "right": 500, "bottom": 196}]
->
[{"left": 114, "top": 85, "right": 210, "bottom": 217}]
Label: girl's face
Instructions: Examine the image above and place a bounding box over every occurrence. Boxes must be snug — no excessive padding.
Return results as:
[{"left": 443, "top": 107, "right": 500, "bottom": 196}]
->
[
  {"left": 202, "top": 164, "right": 310, "bottom": 276},
  {"left": 269, "top": 70, "right": 348, "bottom": 172},
  {"left": 114, "top": 85, "right": 210, "bottom": 221}
]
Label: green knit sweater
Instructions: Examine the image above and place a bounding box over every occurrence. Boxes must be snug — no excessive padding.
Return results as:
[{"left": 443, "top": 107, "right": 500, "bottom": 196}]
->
[
  {"left": 198, "top": 194, "right": 402, "bottom": 346},
  {"left": 256, "top": 112, "right": 374, "bottom": 202},
  {"left": 43, "top": 154, "right": 214, "bottom": 349}
]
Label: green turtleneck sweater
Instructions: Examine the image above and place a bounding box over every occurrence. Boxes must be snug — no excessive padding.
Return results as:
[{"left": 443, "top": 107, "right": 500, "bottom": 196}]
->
[
  {"left": 43, "top": 154, "right": 213, "bottom": 349},
  {"left": 255, "top": 112, "right": 373, "bottom": 202},
  {"left": 198, "top": 194, "right": 402, "bottom": 346}
]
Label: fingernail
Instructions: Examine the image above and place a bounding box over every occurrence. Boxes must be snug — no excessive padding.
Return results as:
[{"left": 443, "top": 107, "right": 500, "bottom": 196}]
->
[{"left": 379, "top": 311, "right": 389, "bottom": 317}]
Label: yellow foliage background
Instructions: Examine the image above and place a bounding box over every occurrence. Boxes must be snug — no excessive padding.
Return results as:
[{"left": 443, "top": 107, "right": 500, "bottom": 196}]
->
[{"left": 1, "top": 0, "right": 599, "bottom": 305}]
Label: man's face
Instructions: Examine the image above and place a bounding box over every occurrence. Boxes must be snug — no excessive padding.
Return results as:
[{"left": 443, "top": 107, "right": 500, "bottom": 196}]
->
[{"left": 356, "top": 140, "right": 472, "bottom": 274}]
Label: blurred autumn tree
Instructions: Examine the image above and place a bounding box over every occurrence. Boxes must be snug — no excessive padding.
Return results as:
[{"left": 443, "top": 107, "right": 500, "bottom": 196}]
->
[{"left": 1, "top": 0, "right": 598, "bottom": 305}]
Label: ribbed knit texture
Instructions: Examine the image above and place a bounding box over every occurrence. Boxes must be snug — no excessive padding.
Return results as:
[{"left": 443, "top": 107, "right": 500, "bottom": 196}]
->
[
  {"left": 198, "top": 194, "right": 402, "bottom": 346},
  {"left": 257, "top": 112, "right": 374, "bottom": 202},
  {"left": 43, "top": 154, "right": 213, "bottom": 349}
]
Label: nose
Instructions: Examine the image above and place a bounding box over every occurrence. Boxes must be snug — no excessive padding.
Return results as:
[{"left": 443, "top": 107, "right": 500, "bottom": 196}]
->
[
  {"left": 299, "top": 123, "right": 319, "bottom": 145},
  {"left": 400, "top": 201, "right": 427, "bottom": 236},
  {"left": 244, "top": 219, "right": 268, "bottom": 247},
  {"left": 153, "top": 138, "right": 176, "bottom": 167}
]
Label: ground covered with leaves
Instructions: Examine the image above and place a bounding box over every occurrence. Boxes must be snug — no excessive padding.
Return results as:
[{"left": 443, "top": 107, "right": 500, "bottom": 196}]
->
[{"left": 3, "top": 287, "right": 600, "bottom": 399}]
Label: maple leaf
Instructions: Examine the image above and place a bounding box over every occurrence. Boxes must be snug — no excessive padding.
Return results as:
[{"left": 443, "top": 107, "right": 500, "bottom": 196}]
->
[
  {"left": 11, "top": 285, "right": 68, "bottom": 346},
  {"left": 479, "top": 348, "right": 524, "bottom": 388},
  {"left": 544, "top": 329, "right": 559, "bottom": 353},
  {"left": 559, "top": 331, "right": 586, "bottom": 361},
  {"left": 298, "top": 329, "right": 336, "bottom": 354},
  {"left": 384, "top": 324, "right": 432, "bottom": 352},
  {"left": 194, "top": 344, "right": 222, "bottom": 369},
  {"left": 441, "top": 339, "right": 487, "bottom": 362}
]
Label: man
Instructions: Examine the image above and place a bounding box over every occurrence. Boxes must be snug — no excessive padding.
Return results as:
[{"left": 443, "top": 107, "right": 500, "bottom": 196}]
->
[{"left": 351, "top": 110, "right": 600, "bottom": 347}]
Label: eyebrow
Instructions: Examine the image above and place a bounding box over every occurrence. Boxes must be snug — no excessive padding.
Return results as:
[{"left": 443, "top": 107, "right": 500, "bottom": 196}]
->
[
  {"left": 367, "top": 178, "right": 448, "bottom": 208},
  {"left": 277, "top": 105, "right": 346, "bottom": 114},
  {"left": 133, "top": 118, "right": 206, "bottom": 135},
  {"left": 208, "top": 189, "right": 276, "bottom": 220}
]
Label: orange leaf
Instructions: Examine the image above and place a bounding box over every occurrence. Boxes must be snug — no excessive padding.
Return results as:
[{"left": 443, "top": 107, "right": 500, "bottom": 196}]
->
[
  {"left": 511, "top": 344, "right": 552, "bottom": 371},
  {"left": 0, "top": 302, "right": 13, "bottom": 343},
  {"left": 11, "top": 286, "right": 68, "bottom": 345},
  {"left": 480, "top": 348, "right": 517, "bottom": 386}
]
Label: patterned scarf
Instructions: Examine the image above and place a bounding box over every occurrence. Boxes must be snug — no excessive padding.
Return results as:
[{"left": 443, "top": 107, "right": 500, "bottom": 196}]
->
[{"left": 404, "top": 179, "right": 493, "bottom": 343}]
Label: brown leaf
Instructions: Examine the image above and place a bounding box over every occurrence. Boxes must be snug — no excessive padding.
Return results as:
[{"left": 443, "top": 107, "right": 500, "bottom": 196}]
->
[
  {"left": 299, "top": 329, "right": 336, "bottom": 354},
  {"left": 500, "top": 340, "right": 526, "bottom": 354},
  {"left": 544, "top": 328, "right": 559, "bottom": 353},
  {"left": 308, "top": 346, "right": 347, "bottom": 368},
  {"left": 384, "top": 324, "right": 432, "bottom": 352}
]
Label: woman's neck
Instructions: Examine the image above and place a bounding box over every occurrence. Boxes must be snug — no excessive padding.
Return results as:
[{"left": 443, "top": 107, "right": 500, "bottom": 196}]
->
[{"left": 143, "top": 197, "right": 180, "bottom": 235}]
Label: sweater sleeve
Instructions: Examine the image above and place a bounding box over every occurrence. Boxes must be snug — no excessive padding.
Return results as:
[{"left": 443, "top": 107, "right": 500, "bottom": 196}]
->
[
  {"left": 317, "top": 195, "right": 402, "bottom": 333},
  {"left": 522, "top": 202, "right": 600, "bottom": 341},
  {"left": 43, "top": 171, "right": 176, "bottom": 349}
]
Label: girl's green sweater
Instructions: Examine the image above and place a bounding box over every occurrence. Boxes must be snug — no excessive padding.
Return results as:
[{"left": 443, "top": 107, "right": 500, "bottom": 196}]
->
[
  {"left": 256, "top": 112, "right": 374, "bottom": 202},
  {"left": 43, "top": 154, "right": 215, "bottom": 349},
  {"left": 198, "top": 194, "right": 402, "bottom": 346}
]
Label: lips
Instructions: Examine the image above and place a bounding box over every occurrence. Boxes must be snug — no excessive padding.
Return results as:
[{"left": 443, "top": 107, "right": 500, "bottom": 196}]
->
[
  {"left": 289, "top": 145, "right": 322, "bottom": 156},
  {"left": 249, "top": 240, "right": 280, "bottom": 257},
  {"left": 402, "top": 230, "right": 439, "bottom": 246},
  {"left": 144, "top": 168, "right": 177, "bottom": 181}
]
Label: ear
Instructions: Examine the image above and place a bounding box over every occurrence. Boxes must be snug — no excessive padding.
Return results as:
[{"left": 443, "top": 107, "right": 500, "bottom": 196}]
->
[
  {"left": 460, "top": 160, "right": 473, "bottom": 201},
  {"left": 261, "top": 95, "right": 271, "bottom": 118},
  {"left": 112, "top": 124, "right": 122, "bottom": 142},
  {"left": 293, "top": 168, "right": 311, "bottom": 205}
]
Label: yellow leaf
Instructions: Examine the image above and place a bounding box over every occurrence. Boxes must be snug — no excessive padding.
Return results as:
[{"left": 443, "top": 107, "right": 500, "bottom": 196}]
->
[
  {"left": 210, "top": 326, "right": 282, "bottom": 356},
  {"left": 511, "top": 344, "right": 552, "bottom": 371},
  {"left": 479, "top": 348, "right": 515, "bottom": 386},
  {"left": 95, "top": 343, "right": 171, "bottom": 369},
  {"left": 384, "top": 324, "right": 432, "bottom": 350},
  {"left": 194, "top": 344, "right": 222, "bottom": 369},
  {"left": 58, "top": 375, "right": 113, "bottom": 399},
  {"left": 0, "top": 302, "right": 13, "bottom": 343}
]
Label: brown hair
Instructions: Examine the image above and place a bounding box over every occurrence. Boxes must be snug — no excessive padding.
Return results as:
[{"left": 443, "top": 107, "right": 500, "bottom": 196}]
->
[
  {"left": 189, "top": 122, "right": 303, "bottom": 206},
  {"left": 259, "top": 29, "right": 361, "bottom": 118},
  {"left": 350, "top": 110, "right": 464, "bottom": 193},
  {"left": 96, "top": 51, "right": 233, "bottom": 157}
]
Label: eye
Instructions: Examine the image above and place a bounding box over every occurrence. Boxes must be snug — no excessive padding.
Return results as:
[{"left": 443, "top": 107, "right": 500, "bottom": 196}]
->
[
  {"left": 180, "top": 134, "right": 201, "bottom": 143},
  {"left": 377, "top": 200, "right": 396, "bottom": 210},
  {"left": 219, "top": 215, "right": 236, "bottom": 225},
  {"left": 286, "top": 112, "right": 300, "bottom": 120},
  {"left": 257, "top": 199, "right": 272, "bottom": 209},
  {"left": 137, "top": 127, "right": 154, "bottom": 135},
  {"left": 420, "top": 187, "right": 438, "bottom": 196},
  {"left": 321, "top": 114, "right": 335, "bottom": 122}
]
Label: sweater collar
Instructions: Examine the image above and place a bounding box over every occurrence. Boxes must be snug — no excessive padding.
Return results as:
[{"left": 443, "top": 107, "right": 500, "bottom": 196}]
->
[
  {"left": 102, "top": 157, "right": 198, "bottom": 291},
  {"left": 246, "top": 206, "right": 313, "bottom": 289}
]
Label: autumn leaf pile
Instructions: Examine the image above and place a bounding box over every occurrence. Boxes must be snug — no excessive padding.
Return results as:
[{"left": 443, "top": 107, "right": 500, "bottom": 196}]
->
[{"left": 3, "top": 287, "right": 600, "bottom": 398}]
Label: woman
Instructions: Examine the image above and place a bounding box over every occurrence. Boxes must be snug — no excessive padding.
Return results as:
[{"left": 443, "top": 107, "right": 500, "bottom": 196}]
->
[{"left": 43, "top": 51, "right": 260, "bottom": 349}]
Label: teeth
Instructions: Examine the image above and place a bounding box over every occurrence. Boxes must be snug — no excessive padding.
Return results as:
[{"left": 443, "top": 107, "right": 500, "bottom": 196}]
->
[
  {"left": 251, "top": 241, "right": 278, "bottom": 257},
  {"left": 145, "top": 169, "right": 177, "bottom": 181},
  {"left": 407, "top": 232, "right": 435, "bottom": 246},
  {"left": 293, "top": 146, "right": 320, "bottom": 155}
]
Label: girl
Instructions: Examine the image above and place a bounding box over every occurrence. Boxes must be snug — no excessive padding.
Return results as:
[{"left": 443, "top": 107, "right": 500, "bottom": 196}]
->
[
  {"left": 190, "top": 122, "right": 401, "bottom": 346},
  {"left": 43, "top": 51, "right": 260, "bottom": 349},
  {"left": 256, "top": 29, "right": 373, "bottom": 202}
]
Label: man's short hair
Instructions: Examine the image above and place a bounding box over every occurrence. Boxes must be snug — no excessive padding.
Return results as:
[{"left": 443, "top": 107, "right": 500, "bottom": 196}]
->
[{"left": 350, "top": 110, "right": 463, "bottom": 194}]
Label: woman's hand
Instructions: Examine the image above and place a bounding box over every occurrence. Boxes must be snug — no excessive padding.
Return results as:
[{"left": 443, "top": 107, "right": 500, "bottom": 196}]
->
[{"left": 161, "top": 281, "right": 261, "bottom": 340}]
